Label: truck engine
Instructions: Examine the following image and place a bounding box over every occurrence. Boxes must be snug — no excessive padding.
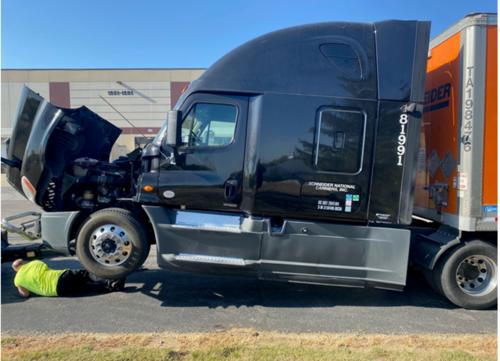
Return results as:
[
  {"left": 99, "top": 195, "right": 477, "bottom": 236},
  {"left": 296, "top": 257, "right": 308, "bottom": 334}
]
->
[{"left": 4, "top": 86, "right": 143, "bottom": 212}]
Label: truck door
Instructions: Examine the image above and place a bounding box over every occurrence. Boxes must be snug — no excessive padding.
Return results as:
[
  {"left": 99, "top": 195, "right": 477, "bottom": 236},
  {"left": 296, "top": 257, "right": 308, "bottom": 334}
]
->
[
  {"left": 158, "top": 93, "right": 248, "bottom": 211},
  {"left": 145, "top": 93, "right": 260, "bottom": 273}
]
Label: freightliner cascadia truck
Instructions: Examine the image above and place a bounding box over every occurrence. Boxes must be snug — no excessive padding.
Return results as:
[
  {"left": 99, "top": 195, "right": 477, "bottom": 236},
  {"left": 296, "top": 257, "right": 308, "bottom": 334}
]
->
[{"left": 1, "top": 14, "right": 497, "bottom": 309}]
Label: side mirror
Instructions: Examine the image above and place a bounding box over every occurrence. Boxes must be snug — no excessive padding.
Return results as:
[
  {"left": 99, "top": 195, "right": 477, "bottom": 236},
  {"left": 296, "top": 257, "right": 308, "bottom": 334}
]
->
[{"left": 165, "top": 110, "right": 181, "bottom": 147}]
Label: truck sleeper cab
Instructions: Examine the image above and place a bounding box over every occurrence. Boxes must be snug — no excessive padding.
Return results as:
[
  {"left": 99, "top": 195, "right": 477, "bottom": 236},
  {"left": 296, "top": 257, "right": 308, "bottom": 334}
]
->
[
  {"left": 4, "top": 18, "right": 496, "bottom": 309},
  {"left": 136, "top": 20, "right": 431, "bottom": 291}
]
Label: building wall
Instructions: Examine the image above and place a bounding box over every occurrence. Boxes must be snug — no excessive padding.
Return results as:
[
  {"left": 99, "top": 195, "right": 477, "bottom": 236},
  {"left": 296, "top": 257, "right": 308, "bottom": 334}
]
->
[{"left": 1, "top": 68, "right": 204, "bottom": 158}]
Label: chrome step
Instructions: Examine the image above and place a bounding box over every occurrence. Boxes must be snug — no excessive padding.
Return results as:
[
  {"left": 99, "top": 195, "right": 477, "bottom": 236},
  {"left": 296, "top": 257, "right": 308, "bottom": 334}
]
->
[{"left": 174, "top": 253, "right": 250, "bottom": 266}]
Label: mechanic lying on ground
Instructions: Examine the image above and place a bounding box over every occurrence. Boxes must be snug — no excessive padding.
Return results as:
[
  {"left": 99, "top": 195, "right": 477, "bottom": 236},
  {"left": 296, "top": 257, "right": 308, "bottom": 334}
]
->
[{"left": 12, "top": 259, "right": 124, "bottom": 297}]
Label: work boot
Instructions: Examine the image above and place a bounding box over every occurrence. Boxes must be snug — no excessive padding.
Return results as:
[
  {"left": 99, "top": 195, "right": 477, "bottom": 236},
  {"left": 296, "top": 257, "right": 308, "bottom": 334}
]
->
[{"left": 106, "top": 278, "right": 125, "bottom": 291}]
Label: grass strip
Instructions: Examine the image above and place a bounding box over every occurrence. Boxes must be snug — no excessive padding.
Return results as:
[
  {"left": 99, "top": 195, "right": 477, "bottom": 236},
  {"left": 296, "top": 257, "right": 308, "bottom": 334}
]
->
[{"left": 2, "top": 329, "right": 496, "bottom": 361}]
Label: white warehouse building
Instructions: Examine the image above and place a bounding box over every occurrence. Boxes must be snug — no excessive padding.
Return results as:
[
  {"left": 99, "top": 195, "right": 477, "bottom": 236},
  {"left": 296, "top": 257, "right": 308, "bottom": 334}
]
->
[{"left": 1, "top": 68, "right": 205, "bottom": 159}]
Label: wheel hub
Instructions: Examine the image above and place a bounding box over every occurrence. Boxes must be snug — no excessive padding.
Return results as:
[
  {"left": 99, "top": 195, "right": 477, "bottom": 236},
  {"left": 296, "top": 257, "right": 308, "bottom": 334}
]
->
[
  {"left": 101, "top": 239, "right": 117, "bottom": 254},
  {"left": 456, "top": 255, "right": 497, "bottom": 296},
  {"left": 89, "top": 224, "right": 132, "bottom": 266},
  {"left": 458, "top": 262, "right": 480, "bottom": 280}
]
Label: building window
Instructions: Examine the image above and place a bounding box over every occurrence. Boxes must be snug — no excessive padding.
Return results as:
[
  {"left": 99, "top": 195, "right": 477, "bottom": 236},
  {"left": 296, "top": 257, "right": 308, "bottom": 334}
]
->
[
  {"left": 181, "top": 103, "right": 237, "bottom": 147},
  {"left": 314, "top": 109, "right": 365, "bottom": 174}
]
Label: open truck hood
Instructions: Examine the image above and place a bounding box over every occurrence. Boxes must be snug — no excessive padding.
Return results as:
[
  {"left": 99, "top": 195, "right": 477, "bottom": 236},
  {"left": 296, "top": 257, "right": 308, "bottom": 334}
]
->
[{"left": 5, "top": 86, "right": 121, "bottom": 209}]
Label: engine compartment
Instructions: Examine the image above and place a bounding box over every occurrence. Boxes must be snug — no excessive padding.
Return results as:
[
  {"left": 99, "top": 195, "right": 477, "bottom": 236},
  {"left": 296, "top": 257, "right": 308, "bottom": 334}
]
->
[
  {"left": 47, "top": 149, "right": 143, "bottom": 211},
  {"left": 4, "top": 86, "right": 145, "bottom": 212}
]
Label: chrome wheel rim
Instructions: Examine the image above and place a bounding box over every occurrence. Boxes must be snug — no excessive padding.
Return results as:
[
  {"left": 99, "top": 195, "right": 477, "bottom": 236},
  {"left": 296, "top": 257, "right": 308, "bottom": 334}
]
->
[
  {"left": 456, "top": 255, "right": 497, "bottom": 296},
  {"left": 89, "top": 224, "right": 132, "bottom": 266}
]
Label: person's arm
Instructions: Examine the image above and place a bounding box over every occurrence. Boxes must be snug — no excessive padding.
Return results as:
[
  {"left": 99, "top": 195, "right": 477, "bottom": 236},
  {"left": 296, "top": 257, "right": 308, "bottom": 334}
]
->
[{"left": 17, "top": 286, "right": 30, "bottom": 298}]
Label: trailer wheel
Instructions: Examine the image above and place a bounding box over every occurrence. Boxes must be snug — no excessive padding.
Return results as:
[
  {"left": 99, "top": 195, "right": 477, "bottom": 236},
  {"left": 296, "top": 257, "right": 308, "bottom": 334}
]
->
[
  {"left": 434, "top": 240, "right": 497, "bottom": 309},
  {"left": 423, "top": 269, "right": 442, "bottom": 295},
  {"left": 76, "top": 208, "right": 150, "bottom": 279}
]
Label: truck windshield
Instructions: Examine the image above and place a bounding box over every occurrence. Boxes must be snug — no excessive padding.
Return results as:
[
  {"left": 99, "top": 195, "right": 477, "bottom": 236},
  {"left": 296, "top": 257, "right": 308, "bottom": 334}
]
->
[{"left": 153, "top": 120, "right": 168, "bottom": 146}]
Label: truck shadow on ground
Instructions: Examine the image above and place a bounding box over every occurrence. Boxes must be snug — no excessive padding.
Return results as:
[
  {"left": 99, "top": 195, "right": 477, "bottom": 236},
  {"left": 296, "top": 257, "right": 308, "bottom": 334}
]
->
[
  {"left": 124, "top": 267, "right": 458, "bottom": 310},
  {"left": 0, "top": 258, "right": 465, "bottom": 310}
]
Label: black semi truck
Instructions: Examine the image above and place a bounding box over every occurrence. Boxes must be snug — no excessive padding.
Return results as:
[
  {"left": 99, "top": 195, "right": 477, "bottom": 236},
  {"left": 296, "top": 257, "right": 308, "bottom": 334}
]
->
[{"left": 2, "top": 19, "right": 497, "bottom": 309}]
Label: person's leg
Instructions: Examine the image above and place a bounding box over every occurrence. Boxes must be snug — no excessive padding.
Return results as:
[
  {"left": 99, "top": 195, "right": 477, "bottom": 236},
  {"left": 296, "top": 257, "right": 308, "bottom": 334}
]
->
[
  {"left": 56, "top": 270, "right": 108, "bottom": 296},
  {"left": 56, "top": 270, "right": 87, "bottom": 296}
]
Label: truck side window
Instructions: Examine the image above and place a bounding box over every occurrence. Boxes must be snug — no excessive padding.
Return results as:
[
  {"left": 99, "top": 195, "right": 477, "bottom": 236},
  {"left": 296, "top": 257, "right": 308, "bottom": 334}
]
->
[
  {"left": 181, "top": 103, "right": 237, "bottom": 147},
  {"left": 315, "top": 109, "right": 365, "bottom": 174},
  {"left": 319, "top": 43, "right": 362, "bottom": 79}
]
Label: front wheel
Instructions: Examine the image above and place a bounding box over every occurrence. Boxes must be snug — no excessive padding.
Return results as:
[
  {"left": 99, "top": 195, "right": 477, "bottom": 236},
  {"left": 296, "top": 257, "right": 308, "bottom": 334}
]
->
[
  {"left": 434, "top": 240, "right": 497, "bottom": 309},
  {"left": 76, "top": 208, "right": 151, "bottom": 279}
]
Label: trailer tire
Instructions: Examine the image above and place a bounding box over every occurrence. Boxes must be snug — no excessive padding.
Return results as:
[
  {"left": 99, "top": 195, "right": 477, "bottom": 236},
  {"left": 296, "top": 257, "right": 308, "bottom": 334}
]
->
[
  {"left": 76, "top": 208, "right": 150, "bottom": 279},
  {"left": 434, "top": 240, "right": 497, "bottom": 309},
  {"left": 423, "top": 269, "right": 442, "bottom": 295}
]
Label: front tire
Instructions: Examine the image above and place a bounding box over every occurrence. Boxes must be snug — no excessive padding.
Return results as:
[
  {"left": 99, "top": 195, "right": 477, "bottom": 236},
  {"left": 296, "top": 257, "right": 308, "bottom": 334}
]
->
[
  {"left": 76, "top": 208, "right": 150, "bottom": 279},
  {"left": 434, "top": 240, "right": 497, "bottom": 309}
]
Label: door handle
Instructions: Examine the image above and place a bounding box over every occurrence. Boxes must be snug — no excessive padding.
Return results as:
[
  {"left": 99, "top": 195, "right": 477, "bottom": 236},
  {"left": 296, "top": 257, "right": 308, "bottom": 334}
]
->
[{"left": 224, "top": 179, "right": 239, "bottom": 202}]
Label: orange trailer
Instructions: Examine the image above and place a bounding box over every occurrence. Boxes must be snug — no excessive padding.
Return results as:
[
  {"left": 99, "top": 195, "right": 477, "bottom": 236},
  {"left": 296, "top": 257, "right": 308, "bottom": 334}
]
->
[
  {"left": 414, "top": 13, "right": 497, "bottom": 232},
  {"left": 410, "top": 13, "right": 497, "bottom": 309}
]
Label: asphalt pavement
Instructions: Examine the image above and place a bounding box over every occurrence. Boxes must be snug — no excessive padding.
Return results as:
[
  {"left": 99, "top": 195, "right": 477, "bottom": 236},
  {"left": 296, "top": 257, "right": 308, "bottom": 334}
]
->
[{"left": 1, "top": 184, "right": 497, "bottom": 334}]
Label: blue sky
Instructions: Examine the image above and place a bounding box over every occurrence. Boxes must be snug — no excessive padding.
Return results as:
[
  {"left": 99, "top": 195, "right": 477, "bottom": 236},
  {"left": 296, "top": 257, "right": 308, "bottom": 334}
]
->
[{"left": 1, "top": 0, "right": 497, "bottom": 69}]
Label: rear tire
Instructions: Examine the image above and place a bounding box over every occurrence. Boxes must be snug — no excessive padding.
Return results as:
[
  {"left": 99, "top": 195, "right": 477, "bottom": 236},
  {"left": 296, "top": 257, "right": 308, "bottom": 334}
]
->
[
  {"left": 76, "top": 208, "right": 150, "bottom": 279},
  {"left": 434, "top": 240, "right": 497, "bottom": 309},
  {"left": 423, "top": 268, "right": 442, "bottom": 295}
]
